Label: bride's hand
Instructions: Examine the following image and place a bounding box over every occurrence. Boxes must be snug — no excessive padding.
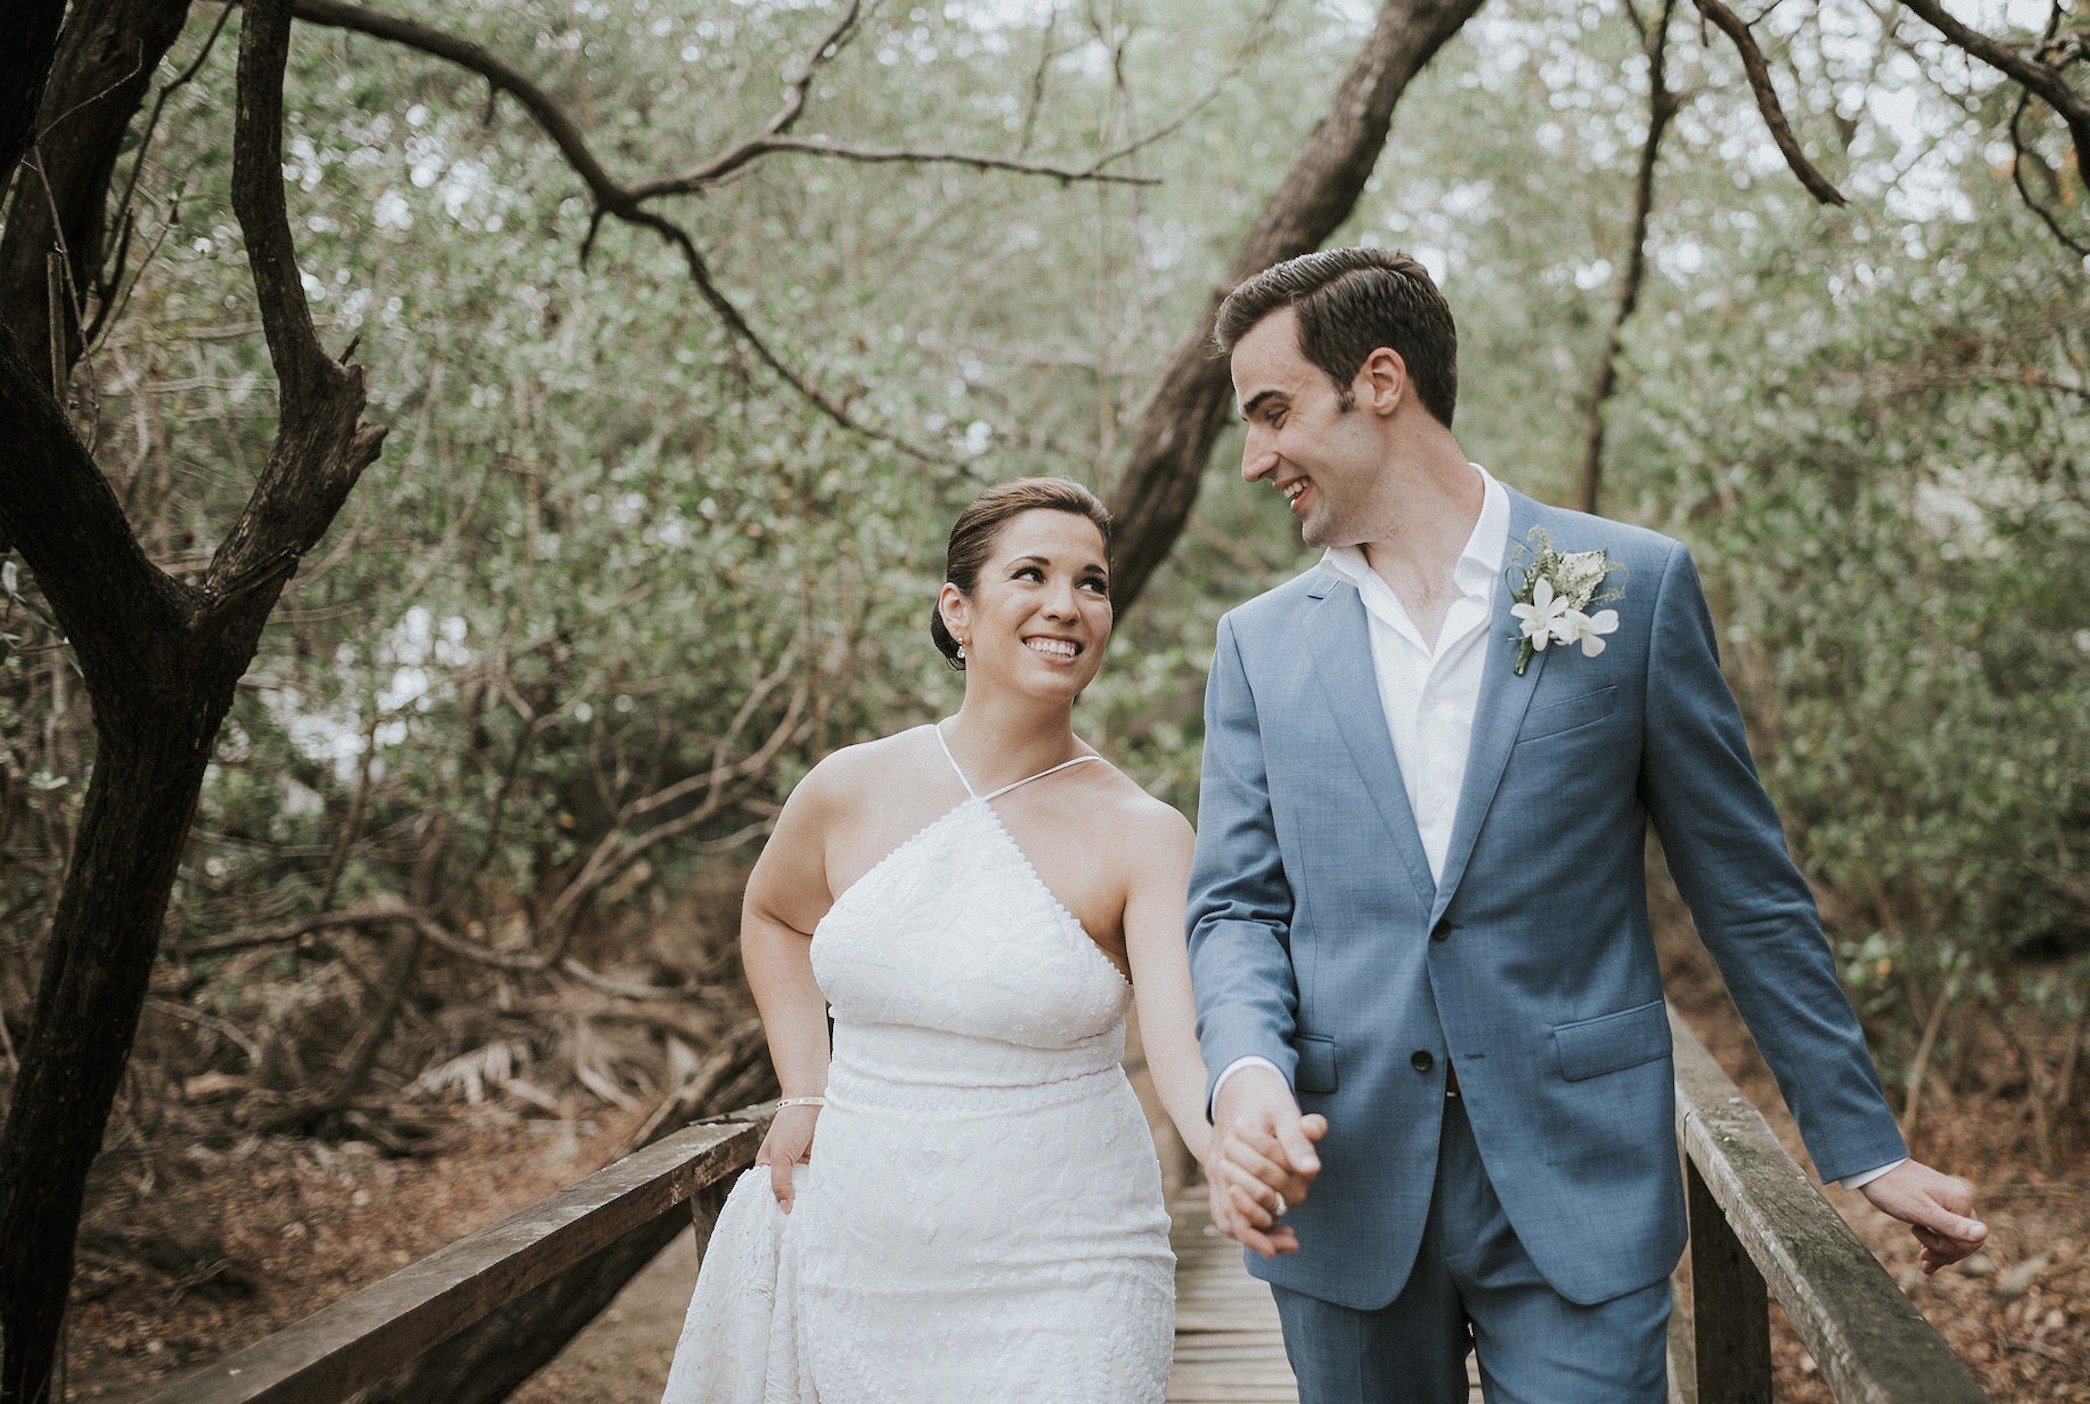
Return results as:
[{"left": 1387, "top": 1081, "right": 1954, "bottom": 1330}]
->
[{"left": 755, "top": 1103, "right": 820, "bottom": 1211}]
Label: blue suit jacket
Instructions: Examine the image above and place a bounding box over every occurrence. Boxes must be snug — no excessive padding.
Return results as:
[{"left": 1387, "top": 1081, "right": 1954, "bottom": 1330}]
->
[{"left": 1187, "top": 488, "right": 1906, "bottom": 1308}]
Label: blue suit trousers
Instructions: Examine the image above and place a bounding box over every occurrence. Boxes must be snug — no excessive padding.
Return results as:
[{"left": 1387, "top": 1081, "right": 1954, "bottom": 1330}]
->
[{"left": 1272, "top": 1095, "right": 1671, "bottom": 1404}]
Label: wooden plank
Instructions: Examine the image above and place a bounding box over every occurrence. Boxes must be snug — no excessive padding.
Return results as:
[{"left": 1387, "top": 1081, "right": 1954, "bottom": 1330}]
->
[
  {"left": 1668, "top": 1008, "right": 1990, "bottom": 1404},
  {"left": 352, "top": 1171, "right": 738, "bottom": 1403},
  {"left": 147, "top": 1118, "right": 761, "bottom": 1404},
  {"left": 1168, "top": 1192, "right": 1298, "bottom": 1404},
  {"left": 1164, "top": 1189, "right": 1484, "bottom": 1402}
]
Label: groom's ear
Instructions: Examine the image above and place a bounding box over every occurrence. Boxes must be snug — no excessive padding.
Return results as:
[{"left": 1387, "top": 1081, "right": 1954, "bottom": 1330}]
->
[{"left": 1357, "top": 346, "right": 1408, "bottom": 417}]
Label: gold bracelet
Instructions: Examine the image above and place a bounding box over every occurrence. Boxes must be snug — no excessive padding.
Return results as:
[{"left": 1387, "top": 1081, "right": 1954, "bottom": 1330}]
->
[{"left": 777, "top": 1095, "right": 825, "bottom": 1109}]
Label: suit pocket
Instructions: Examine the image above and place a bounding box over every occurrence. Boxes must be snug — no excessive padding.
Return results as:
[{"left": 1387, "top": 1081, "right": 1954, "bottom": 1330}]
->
[
  {"left": 1553, "top": 998, "right": 1671, "bottom": 1081},
  {"left": 1514, "top": 685, "right": 1618, "bottom": 745},
  {"left": 1293, "top": 1035, "right": 1338, "bottom": 1093}
]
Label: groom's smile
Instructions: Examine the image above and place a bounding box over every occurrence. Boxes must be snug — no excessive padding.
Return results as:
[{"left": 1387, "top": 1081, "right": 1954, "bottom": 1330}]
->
[{"left": 1229, "top": 306, "right": 1396, "bottom": 550}]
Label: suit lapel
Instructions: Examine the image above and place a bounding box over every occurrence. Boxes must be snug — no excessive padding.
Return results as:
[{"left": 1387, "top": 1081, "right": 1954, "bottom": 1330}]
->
[
  {"left": 1306, "top": 577, "right": 1436, "bottom": 904},
  {"left": 1430, "top": 489, "right": 1549, "bottom": 924}
]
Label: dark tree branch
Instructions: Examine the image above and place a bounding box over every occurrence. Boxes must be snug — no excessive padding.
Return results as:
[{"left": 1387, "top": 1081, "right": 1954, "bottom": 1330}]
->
[
  {"left": 0, "top": 339, "right": 194, "bottom": 720},
  {"left": 633, "top": 133, "right": 1160, "bottom": 192},
  {"left": 622, "top": 207, "right": 949, "bottom": 461},
  {"left": 231, "top": 0, "right": 337, "bottom": 404},
  {"left": 201, "top": 0, "right": 386, "bottom": 618},
  {"left": 1895, "top": 0, "right": 2090, "bottom": 174},
  {"left": 655, "top": 0, "right": 871, "bottom": 185},
  {"left": 270, "top": 0, "right": 1264, "bottom": 465},
  {"left": 110, "top": 4, "right": 233, "bottom": 257},
  {"left": 1581, "top": 0, "right": 1683, "bottom": 514},
  {"left": 628, "top": 0, "right": 1156, "bottom": 191},
  {"left": 0, "top": 0, "right": 68, "bottom": 191},
  {"left": 1689, "top": 0, "right": 1849, "bottom": 205},
  {"left": 271, "top": 0, "right": 961, "bottom": 460},
  {"left": 86, "top": 2, "right": 237, "bottom": 351},
  {"left": 768, "top": 0, "right": 863, "bottom": 135},
  {"left": 283, "top": 0, "right": 630, "bottom": 211},
  {"left": 0, "top": 0, "right": 194, "bottom": 383},
  {"left": 2012, "top": 85, "right": 2090, "bottom": 255}
]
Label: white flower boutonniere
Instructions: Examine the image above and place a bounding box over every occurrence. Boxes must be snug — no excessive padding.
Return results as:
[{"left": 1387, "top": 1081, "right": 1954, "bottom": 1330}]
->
[{"left": 1507, "top": 528, "right": 1626, "bottom": 676}]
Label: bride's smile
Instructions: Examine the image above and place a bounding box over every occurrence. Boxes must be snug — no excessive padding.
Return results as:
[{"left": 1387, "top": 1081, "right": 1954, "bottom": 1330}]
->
[
  {"left": 693, "top": 478, "right": 1206, "bottom": 1403},
  {"left": 939, "top": 507, "right": 1112, "bottom": 696}
]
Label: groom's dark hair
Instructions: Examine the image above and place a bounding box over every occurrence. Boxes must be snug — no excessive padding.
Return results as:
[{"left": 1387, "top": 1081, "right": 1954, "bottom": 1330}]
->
[{"left": 1213, "top": 247, "right": 1458, "bottom": 429}]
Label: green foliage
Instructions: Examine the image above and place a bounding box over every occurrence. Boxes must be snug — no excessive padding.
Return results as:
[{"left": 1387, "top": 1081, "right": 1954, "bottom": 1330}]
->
[
  {"left": 1616, "top": 189, "right": 2090, "bottom": 1039},
  {"left": 1, "top": 0, "right": 2082, "bottom": 1095}
]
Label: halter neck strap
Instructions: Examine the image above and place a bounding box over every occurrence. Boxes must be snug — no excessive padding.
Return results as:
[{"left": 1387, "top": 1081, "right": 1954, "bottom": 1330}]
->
[{"left": 934, "top": 719, "right": 1102, "bottom": 803}]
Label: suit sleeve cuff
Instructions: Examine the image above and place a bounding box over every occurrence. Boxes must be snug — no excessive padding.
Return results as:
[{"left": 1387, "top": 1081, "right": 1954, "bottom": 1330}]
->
[
  {"left": 1210, "top": 1056, "right": 1288, "bottom": 1116},
  {"left": 1838, "top": 1157, "right": 1906, "bottom": 1192}
]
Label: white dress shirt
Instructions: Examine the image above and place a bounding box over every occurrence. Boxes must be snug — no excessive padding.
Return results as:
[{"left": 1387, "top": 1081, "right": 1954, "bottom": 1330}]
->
[
  {"left": 1207, "top": 464, "right": 1901, "bottom": 1192},
  {"left": 1318, "top": 463, "right": 1509, "bottom": 883}
]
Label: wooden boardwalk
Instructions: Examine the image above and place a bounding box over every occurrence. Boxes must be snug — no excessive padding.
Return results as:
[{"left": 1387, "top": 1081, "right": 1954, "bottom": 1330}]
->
[
  {"left": 1166, "top": 1191, "right": 1480, "bottom": 1403},
  {"left": 150, "top": 1021, "right": 1991, "bottom": 1402},
  {"left": 1168, "top": 1190, "right": 1298, "bottom": 1403}
]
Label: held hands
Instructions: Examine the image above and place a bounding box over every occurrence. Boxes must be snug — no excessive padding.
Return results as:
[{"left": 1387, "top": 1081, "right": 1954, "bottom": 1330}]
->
[
  {"left": 1858, "top": 1159, "right": 1987, "bottom": 1274},
  {"left": 755, "top": 1103, "right": 820, "bottom": 1211},
  {"left": 1207, "top": 1064, "right": 1327, "bottom": 1259}
]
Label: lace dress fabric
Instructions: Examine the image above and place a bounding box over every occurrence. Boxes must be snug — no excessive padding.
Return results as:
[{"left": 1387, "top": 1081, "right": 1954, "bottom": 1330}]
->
[
  {"left": 661, "top": 1167, "right": 815, "bottom": 1403},
  {"left": 663, "top": 738, "right": 1175, "bottom": 1403}
]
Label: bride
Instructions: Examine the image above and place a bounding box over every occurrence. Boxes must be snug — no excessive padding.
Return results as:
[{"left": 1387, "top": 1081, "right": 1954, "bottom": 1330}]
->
[{"left": 664, "top": 477, "right": 1214, "bottom": 1402}]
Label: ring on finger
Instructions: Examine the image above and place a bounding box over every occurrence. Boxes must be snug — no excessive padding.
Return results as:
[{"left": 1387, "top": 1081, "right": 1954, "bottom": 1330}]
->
[{"left": 1273, "top": 1191, "right": 1288, "bottom": 1217}]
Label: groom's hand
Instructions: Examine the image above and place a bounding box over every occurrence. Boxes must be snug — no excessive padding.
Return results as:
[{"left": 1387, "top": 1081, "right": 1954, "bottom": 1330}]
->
[
  {"left": 1208, "top": 1065, "right": 1328, "bottom": 1258},
  {"left": 1858, "top": 1159, "right": 1987, "bottom": 1274}
]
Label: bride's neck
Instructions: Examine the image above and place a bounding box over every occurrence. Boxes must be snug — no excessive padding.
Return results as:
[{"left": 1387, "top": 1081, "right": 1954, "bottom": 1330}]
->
[{"left": 944, "top": 691, "right": 1084, "bottom": 790}]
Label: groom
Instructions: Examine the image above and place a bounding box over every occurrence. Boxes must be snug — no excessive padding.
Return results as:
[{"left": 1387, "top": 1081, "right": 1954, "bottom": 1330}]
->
[{"left": 1186, "top": 247, "right": 1986, "bottom": 1401}]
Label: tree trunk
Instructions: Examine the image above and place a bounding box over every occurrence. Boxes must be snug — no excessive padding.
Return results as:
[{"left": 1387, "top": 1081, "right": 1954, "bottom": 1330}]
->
[
  {"left": 0, "top": 705, "right": 232, "bottom": 1403},
  {"left": 0, "top": 3, "right": 384, "bottom": 1397},
  {"left": 0, "top": 0, "right": 196, "bottom": 379},
  {"left": 1105, "top": 0, "right": 1491, "bottom": 613},
  {"left": 0, "top": 323, "right": 345, "bottom": 1404},
  {"left": 0, "top": 0, "right": 70, "bottom": 199}
]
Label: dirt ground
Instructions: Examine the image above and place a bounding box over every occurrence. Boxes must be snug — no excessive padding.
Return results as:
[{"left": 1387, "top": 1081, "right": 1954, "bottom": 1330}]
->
[
  {"left": 64, "top": 1106, "right": 653, "bottom": 1401},
  {"left": 65, "top": 936, "right": 2082, "bottom": 1402}
]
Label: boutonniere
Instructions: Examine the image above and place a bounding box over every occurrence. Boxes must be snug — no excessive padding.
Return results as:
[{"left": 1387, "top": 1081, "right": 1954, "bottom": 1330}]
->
[{"left": 1507, "top": 528, "right": 1626, "bottom": 676}]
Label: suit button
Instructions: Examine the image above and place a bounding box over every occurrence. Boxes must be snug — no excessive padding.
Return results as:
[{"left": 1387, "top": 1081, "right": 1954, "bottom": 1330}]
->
[
  {"left": 1411, "top": 1049, "right": 1435, "bottom": 1073},
  {"left": 1430, "top": 918, "right": 1453, "bottom": 943}
]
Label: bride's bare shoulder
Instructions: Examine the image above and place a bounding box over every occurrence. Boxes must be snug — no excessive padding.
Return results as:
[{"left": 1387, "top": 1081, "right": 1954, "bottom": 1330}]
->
[
  {"left": 791, "top": 725, "right": 939, "bottom": 809},
  {"left": 1079, "top": 760, "right": 1194, "bottom": 852}
]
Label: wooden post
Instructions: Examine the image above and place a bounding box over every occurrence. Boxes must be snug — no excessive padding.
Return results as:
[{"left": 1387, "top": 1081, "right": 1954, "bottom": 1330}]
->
[
  {"left": 1688, "top": 1156, "right": 1772, "bottom": 1404},
  {"left": 688, "top": 1164, "right": 736, "bottom": 1237},
  {"left": 1668, "top": 1008, "right": 1990, "bottom": 1404}
]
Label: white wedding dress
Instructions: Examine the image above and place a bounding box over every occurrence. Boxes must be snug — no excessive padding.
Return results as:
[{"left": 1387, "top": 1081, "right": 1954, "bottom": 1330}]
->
[{"left": 662, "top": 727, "right": 1175, "bottom": 1403}]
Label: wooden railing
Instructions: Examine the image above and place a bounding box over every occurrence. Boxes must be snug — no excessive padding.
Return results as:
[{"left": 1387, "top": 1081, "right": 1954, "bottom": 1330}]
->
[
  {"left": 148, "top": 1018, "right": 1990, "bottom": 1404},
  {"left": 146, "top": 1107, "right": 775, "bottom": 1404},
  {"left": 1668, "top": 1008, "right": 1988, "bottom": 1404}
]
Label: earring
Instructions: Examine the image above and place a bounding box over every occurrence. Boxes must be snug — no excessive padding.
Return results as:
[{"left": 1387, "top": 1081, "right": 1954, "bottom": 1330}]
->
[{"left": 956, "top": 641, "right": 967, "bottom": 660}]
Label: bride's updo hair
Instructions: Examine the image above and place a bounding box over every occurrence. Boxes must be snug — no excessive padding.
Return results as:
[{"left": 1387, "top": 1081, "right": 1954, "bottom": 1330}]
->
[{"left": 932, "top": 478, "right": 1113, "bottom": 670}]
